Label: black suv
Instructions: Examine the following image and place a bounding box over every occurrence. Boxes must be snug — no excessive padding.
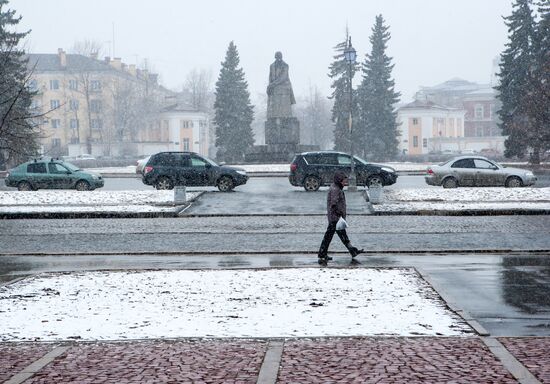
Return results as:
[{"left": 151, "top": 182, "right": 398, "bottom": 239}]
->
[
  {"left": 289, "top": 151, "right": 397, "bottom": 191},
  {"left": 142, "top": 152, "right": 248, "bottom": 192}
]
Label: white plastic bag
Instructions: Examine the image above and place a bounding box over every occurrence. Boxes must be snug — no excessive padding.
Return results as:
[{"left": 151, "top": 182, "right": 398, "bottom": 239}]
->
[{"left": 336, "top": 217, "right": 348, "bottom": 230}]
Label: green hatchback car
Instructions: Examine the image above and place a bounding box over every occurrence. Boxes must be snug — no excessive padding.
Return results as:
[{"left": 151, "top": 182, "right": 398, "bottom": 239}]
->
[{"left": 5, "top": 158, "right": 104, "bottom": 191}]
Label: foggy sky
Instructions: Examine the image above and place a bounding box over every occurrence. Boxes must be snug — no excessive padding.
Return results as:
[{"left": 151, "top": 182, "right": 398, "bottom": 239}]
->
[{"left": 10, "top": 0, "right": 513, "bottom": 103}]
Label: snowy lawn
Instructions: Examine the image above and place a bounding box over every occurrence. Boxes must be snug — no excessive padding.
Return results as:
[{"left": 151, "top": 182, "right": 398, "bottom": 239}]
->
[
  {"left": 0, "top": 190, "right": 202, "bottom": 214},
  {"left": 0, "top": 268, "right": 472, "bottom": 341},
  {"left": 375, "top": 188, "right": 550, "bottom": 212}
]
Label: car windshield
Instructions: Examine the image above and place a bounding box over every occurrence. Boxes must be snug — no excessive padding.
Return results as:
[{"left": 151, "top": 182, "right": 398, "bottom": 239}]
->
[
  {"left": 202, "top": 156, "right": 218, "bottom": 166},
  {"left": 63, "top": 162, "right": 80, "bottom": 172}
]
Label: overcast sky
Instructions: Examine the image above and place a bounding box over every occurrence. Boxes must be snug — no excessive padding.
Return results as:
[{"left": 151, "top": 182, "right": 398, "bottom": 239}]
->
[{"left": 10, "top": 0, "right": 513, "bottom": 103}]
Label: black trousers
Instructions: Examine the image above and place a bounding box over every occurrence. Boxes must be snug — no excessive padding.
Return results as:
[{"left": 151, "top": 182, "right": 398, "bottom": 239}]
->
[{"left": 318, "top": 221, "right": 352, "bottom": 257}]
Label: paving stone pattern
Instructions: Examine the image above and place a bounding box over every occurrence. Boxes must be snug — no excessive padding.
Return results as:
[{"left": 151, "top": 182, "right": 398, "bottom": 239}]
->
[
  {"left": 26, "top": 340, "right": 266, "bottom": 384},
  {"left": 500, "top": 337, "right": 550, "bottom": 383},
  {"left": 0, "top": 343, "right": 52, "bottom": 382},
  {"left": 278, "top": 337, "right": 518, "bottom": 384}
]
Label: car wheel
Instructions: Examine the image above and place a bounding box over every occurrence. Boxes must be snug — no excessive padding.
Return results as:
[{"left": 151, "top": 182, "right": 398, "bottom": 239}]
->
[
  {"left": 217, "top": 176, "right": 234, "bottom": 192},
  {"left": 303, "top": 176, "right": 321, "bottom": 191},
  {"left": 155, "top": 176, "right": 174, "bottom": 190},
  {"left": 17, "top": 181, "right": 32, "bottom": 191},
  {"left": 442, "top": 177, "right": 458, "bottom": 188},
  {"left": 75, "top": 180, "right": 91, "bottom": 191},
  {"left": 366, "top": 175, "right": 384, "bottom": 187},
  {"left": 505, "top": 176, "right": 523, "bottom": 188}
]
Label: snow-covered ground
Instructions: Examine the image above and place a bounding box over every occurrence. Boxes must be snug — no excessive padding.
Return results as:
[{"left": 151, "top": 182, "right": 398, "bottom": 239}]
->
[
  {"left": 373, "top": 187, "right": 550, "bottom": 212},
  {"left": 0, "top": 190, "right": 201, "bottom": 214},
  {"left": 0, "top": 268, "right": 472, "bottom": 341}
]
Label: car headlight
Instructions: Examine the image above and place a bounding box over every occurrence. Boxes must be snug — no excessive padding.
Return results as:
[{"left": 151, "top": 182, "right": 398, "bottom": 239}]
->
[
  {"left": 381, "top": 167, "right": 395, "bottom": 173},
  {"left": 91, "top": 174, "right": 99, "bottom": 180},
  {"left": 236, "top": 170, "right": 247, "bottom": 176},
  {"left": 525, "top": 171, "right": 534, "bottom": 177}
]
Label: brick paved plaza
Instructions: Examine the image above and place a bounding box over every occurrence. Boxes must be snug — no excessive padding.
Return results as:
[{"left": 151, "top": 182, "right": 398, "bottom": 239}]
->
[{"left": 2, "top": 337, "right": 550, "bottom": 383}]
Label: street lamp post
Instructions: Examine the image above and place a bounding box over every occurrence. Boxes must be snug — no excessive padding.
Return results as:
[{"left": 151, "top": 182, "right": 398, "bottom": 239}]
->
[{"left": 344, "top": 37, "right": 357, "bottom": 191}]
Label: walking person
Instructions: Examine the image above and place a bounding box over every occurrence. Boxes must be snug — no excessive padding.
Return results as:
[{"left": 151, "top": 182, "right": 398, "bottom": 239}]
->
[{"left": 318, "top": 171, "right": 364, "bottom": 264}]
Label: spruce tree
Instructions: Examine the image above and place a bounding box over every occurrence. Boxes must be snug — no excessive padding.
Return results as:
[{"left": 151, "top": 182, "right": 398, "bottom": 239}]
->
[
  {"left": 495, "top": 0, "right": 537, "bottom": 160},
  {"left": 528, "top": 0, "right": 550, "bottom": 161},
  {"left": 213, "top": 41, "right": 254, "bottom": 163},
  {"left": 0, "top": 0, "right": 39, "bottom": 168},
  {"left": 328, "top": 29, "right": 358, "bottom": 153},
  {"left": 357, "top": 15, "right": 400, "bottom": 161}
]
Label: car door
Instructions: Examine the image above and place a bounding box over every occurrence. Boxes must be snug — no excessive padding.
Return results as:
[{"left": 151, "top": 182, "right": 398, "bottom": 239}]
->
[
  {"left": 473, "top": 159, "right": 499, "bottom": 186},
  {"left": 26, "top": 162, "right": 49, "bottom": 188},
  {"left": 173, "top": 153, "right": 191, "bottom": 185},
  {"left": 48, "top": 162, "right": 72, "bottom": 189},
  {"left": 189, "top": 155, "right": 211, "bottom": 186},
  {"left": 450, "top": 158, "right": 475, "bottom": 186}
]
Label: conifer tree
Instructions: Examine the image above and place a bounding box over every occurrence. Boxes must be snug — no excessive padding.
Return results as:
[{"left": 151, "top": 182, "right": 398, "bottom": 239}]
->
[
  {"left": 0, "top": 0, "right": 39, "bottom": 168},
  {"left": 357, "top": 15, "right": 400, "bottom": 161},
  {"left": 328, "top": 29, "right": 358, "bottom": 152},
  {"left": 213, "top": 41, "right": 254, "bottom": 163},
  {"left": 495, "top": 0, "right": 537, "bottom": 160}
]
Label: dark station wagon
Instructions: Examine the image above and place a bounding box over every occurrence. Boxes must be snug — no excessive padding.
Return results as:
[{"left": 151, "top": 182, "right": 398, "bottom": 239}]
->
[
  {"left": 5, "top": 157, "right": 104, "bottom": 191},
  {"left": 142, "top": 151, "right": 249, "bottom": 192},
  {"left": 289, "top": 151, "right": 398, "bottom": 191}
]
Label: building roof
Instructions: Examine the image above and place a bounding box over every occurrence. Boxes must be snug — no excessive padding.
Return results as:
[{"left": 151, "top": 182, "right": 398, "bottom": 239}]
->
[
  {"left": 418, "top": 78, "right": 488, "bottom": 93},
  {"left": 26, "top": 54, "right": 113, "bottom": 73},
  {"left": 398, "top": 99, "right": 461, "bottom": 111}
]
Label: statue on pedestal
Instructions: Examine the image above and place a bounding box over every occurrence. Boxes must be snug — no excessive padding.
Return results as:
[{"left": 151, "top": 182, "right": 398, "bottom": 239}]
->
[{"left": 267, "top": 51, "right": 296, "bottom": 119}]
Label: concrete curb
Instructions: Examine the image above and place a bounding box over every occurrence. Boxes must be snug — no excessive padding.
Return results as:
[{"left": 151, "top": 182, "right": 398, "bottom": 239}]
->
[{"left": 257, "top": 340, "right": 284, "bottom": 384}]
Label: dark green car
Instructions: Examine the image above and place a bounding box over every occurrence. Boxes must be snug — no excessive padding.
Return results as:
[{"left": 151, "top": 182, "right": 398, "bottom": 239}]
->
[{"left": 5, "top": 158, "right": 104, "bottom": 191}]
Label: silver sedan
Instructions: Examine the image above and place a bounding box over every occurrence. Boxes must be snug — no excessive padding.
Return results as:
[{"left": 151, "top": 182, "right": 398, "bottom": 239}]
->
[{"left": 425, "top": 156, "right": 537, "bottom": 188}]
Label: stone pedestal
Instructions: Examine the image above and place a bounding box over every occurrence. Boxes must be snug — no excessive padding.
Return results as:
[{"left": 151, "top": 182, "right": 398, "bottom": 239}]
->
[{"left": 245, "top": 117, "right": 319, "bottom": 163}]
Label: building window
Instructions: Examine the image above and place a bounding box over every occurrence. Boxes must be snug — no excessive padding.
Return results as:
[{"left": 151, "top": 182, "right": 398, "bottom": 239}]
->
[
  {"left": 68, "top": 80, "right": 78, "bottom": 90},
  {"left": 90, "top": 80, "right": 101, "bottom": 91},
  {"left": 162, "top": 120, "right": 169, "bottom": 130},
  {"left": 70, "top": 119, "right": 79, "bottom": 129},
  {"left": 69, "top": 99, "right": 79, "bottom": 111},
  {"left": 489, "top": 104, "right": 495, "bottom": 119},
  {"left": 91, "top": 119, "right": 103, "bottom": 130},
  {"left": 413, "top": 136, "right": 419, "bottom": 148},
  {"left": 51, "top": 119, "right": 61, "bottom": 128},
  {"left": 422, "top": 138, "right": 427, "bottom": 148},
  {"left": 199, "top": 120, "right": 207, "bottom": 128},
  {"left": 70, "top": 137, "right": 79, "bottom": 144},
  {"left": 180, "top": 120, "right": 193, "bottom": 129},
  {"left": 412, "top": 118, "right": 419, "bottom": 125},
  {"left": 49, "top": 79, "right": 59, "bottom": 90},
  {"left": 475, "top": 105, "right": 484, "bottom": 119},
  {"left": 90, "top": 100, "right": 102, "bottom": 113},
  {"left": 51, "top": 138, "right": 61, "bottom": 147},
  {"left": 183, "top": 138, "right": 190, "bottom": 151},
  {"left": 28, "top": 80, "right": 38, "bottom": 91},
  {"left": 50, "top": 100, "right": 60, "bottom": 109}
]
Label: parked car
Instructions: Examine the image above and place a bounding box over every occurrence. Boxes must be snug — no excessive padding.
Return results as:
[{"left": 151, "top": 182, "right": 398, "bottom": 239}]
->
[
  {"left": 142, "top": 152, "right": 248, "bottom": 192},
  {"left": 136, "top": 155, "right": 151, "bottom": 174},
  {"left": 425, "top": 156, "right": 537, "bottom": 188},
  {"left": 289, "top": 151, "right": 398, "bottom": 191},
  {"left": 4, "top": 157, "right": 104, "bottom": 191},
  {"left": 75, "top": 154, "right": 96, "bottom": 160}
]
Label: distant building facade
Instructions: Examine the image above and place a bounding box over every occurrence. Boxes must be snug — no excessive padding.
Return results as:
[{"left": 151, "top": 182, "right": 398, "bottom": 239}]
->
[
  {"left": 138, "top": 105, "right": 210, "bottom": 157},
  {"left": 397, "top": 100, "right": 465, "bottom": 155},
  {"left": 27, "top": 49, "right": 171, "bottom": 157}
]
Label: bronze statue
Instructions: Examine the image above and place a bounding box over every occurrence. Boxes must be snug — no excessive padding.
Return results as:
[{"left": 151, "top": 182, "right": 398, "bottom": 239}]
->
[{"left": 267, "top": 51, "right": 296, "bottom": 119}]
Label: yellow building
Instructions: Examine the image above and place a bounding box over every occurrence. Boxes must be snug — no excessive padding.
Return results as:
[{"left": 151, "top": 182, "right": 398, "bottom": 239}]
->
[{"left": 27, "top": 49, "right": 167, "bottom": 157}]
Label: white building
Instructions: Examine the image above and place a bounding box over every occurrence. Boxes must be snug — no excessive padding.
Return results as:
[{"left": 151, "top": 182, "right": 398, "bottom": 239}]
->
[
  {"left": 136, "top": 104, "right": 210, "bottom": 157},
  {"left": 397, "top": 100, "right": 466, "bottom": 155}
]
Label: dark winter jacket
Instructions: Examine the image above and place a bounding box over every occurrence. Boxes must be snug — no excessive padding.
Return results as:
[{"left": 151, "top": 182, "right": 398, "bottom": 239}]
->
[{"left": 327, "top": 172, "right": 347, "bottom": 223}]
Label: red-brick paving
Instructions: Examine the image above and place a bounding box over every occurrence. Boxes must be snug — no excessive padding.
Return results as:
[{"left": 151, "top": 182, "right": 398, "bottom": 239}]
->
[
  {"left": 0, "top": 343, "right": 52, "bottom": 382},
  {"left": 500, "top": 337, "right": 550, "bottom": 383},
  {"left": 26, "top": 340, "right": 267, "bottom": 384},
  {"left": 278, "top": 337, "right": 518, "bottom": 384}
]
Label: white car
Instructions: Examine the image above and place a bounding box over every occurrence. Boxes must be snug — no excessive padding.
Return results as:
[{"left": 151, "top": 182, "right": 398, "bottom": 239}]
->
[
  {"left": 136, "top": 155, "right": 151, "bottom": 174},
  {"left": 76, "top": 154, "right": 96, "bottom": 160}
]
